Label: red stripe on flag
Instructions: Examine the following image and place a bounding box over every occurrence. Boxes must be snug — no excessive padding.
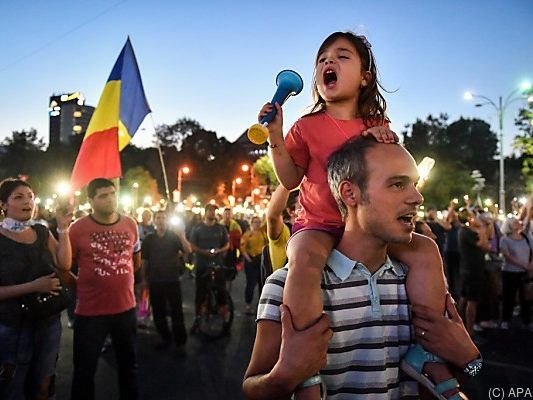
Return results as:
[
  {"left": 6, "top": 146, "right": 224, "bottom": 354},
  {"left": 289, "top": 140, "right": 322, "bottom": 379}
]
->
[{"left": 70, "top": 127, "right": 122, "bottom": 190}]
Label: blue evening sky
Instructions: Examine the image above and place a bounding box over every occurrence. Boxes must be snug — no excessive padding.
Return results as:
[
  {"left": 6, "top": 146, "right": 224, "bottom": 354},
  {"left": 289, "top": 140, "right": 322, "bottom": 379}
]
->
[{"left": 0, "top": 0, "right": 531, "bottom": 155}]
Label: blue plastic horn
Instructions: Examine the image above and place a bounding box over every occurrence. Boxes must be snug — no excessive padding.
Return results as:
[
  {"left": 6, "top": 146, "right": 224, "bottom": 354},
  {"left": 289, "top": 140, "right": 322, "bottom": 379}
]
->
[{"left": 247, "top": 69, "right": 304, "bottom": 145}]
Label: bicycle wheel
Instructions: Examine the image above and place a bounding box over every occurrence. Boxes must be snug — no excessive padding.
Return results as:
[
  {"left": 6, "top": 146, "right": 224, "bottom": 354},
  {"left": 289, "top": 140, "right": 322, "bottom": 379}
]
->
[{"left": 199, "top": 289, "right": 225, "bottom": 338}]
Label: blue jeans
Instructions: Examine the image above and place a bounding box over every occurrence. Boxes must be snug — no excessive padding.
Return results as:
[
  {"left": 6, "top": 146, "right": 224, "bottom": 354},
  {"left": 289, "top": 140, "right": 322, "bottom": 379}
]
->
[
  {"left": 71, "top": 308, "right": 138, "bottom": 400},
  {"left": 0, "top": 315, "right": 61, "bottom": 400}
]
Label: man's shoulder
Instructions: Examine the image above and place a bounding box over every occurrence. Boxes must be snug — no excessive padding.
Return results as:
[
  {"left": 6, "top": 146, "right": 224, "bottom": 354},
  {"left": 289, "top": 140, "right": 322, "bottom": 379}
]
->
[
  {"left": 70, "top": 215, "right": 93, "bottom": 232},
  {"left": 119, "top": 215, "right": 138, "bottom": 230}
]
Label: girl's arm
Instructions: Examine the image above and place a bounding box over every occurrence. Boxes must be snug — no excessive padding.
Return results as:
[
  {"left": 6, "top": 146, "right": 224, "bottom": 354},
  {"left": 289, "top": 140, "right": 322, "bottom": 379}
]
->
[{"left": 259, "top": 102, "right": 305, "bottom": 190}]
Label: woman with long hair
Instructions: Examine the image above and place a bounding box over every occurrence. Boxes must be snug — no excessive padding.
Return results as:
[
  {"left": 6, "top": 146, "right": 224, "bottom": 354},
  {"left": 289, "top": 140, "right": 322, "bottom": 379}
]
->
[{"left": 0, "top": 178, "right": 72, "bottom": 399}]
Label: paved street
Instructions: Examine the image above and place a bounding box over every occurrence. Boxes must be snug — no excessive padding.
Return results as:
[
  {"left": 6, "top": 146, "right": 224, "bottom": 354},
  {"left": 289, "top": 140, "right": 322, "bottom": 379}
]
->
[{"left": 56, "top": 271, "right": 533, "bottom": 400}]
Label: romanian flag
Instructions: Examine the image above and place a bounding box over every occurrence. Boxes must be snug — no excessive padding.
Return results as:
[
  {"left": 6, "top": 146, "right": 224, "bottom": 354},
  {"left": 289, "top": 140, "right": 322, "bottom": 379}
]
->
[{"left": 70, "top": 37, "right": 150, "bottom": 190}]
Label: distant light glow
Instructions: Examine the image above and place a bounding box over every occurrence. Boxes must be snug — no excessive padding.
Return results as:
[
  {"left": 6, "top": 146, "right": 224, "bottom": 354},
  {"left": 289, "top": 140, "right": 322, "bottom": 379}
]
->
[
  {"left": 121, "top": 195, "right": 132, "bottom": 207},
  {"left": 520, "top": 81, "right": 532, "bottom": 92},
  {"left": 56, "top": 182, "right": 71, "bottom": 195},
  {"left": 464, "top": 91, "right": 473, "bottom": 100}
]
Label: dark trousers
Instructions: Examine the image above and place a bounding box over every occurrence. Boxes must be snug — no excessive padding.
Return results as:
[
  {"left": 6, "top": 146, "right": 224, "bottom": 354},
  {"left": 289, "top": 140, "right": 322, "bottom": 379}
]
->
[
  {"left": 444, "top": 251, "right": 460, "bottom": 300},
  {"left": 502, "top": 271, "right": 531, "bottom": 325},
  {"left": 149, "top": 281, "right": 187, "bottom": 345},
  {"left": 244, "top": 255, "right": 262, "bottom": 305},
  {"left": 71, "top": 308, "right": 138, "bottom": 400}
]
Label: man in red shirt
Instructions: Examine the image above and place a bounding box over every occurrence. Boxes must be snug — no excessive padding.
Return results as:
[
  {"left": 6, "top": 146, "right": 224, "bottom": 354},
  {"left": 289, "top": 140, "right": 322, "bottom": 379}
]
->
[{"left": 69, "top": 178, "right": 141, "bottom": 400}]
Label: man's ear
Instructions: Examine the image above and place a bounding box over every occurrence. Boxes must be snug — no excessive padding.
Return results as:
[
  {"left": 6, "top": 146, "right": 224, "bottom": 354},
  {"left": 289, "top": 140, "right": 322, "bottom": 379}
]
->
[{"left": 339, "top": 181, "right": 360, "bottom": 208}]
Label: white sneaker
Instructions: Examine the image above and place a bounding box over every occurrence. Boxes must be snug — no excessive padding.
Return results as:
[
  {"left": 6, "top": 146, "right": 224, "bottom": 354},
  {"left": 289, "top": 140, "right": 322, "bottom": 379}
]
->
[{"left": 500, "top": 322, "right": 509, "bottom": 330}]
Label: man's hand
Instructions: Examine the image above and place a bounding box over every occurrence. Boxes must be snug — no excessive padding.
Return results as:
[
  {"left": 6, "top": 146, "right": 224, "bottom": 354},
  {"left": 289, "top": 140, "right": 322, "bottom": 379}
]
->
[
  {"left": 271, "top": 304, "right": 333, "bottom": 391},
  {"left": 412, "top": 294, "right": 479, "bottom": 369}
]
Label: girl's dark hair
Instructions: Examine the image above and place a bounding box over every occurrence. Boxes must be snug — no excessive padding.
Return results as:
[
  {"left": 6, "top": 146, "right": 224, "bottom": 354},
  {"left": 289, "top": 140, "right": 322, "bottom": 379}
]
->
[
  {"left": 0, "top": 178, "right": 32, "bottom": 203},
  {"left": 310, "top": 31, "right": 389, "bottom": 128}
]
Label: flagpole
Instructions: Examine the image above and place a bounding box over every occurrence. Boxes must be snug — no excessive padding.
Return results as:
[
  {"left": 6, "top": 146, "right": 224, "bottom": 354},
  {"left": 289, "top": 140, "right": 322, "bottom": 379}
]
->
[{"left": 150, "top": 114, "right": 171, "bottom": 201}]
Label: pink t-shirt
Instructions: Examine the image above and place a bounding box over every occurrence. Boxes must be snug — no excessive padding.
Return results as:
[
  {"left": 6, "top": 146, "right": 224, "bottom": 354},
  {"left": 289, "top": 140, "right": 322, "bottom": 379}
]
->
[
  {"left": 285, "top": 112, "right": 367, "bottom": 228},
  {"left": 69, "top": 214, "right": 140, "bottom": 316}
]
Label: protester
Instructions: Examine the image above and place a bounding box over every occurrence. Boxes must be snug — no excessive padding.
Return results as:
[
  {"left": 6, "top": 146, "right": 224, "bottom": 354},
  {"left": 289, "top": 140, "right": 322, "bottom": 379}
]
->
[
  {"left": 457, "top": 208, "right": 491, "bottom": 344},
  {"left": 426, "top": 206, "right": 451, "bottom": 256},
  {"left": 240, "top": 216, "right": 268, "bottom": 315},
  {"left": 189, "top": 204, "right": 229, "bottom": 333},
  {"left": 244, "top": 138, "right": 479, "bottom": 400},
  {"left": 265, "top": 186, "right": 300, "bottom": 274},
  {"left": 500, "top": 216, "right": 533, "bottom": 330},
  {"left": 445, "top": 208, "right": 462, "bottom": 301},
  {"left": 141, "top": 210, "right": 191, "bottom": 350},
  {"left": 0, "top": 178, "right": 72, "bottom": 400},
  {"left": 256, "top": 31, "right": 452, "bottom": 394},
  {"left": 69, "top": 178, "right": 141, "bottom": 400},
  {"left": 221, "top": 207, "right": 242, "bottom": 289}
]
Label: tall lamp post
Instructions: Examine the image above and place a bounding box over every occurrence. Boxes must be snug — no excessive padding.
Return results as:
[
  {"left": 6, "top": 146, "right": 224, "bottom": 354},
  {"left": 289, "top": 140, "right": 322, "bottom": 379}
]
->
[
  {"left": 177, "top": 166, "right": 190, "bottom": 203},
  {"left": 241, "top": 164, "right": 255, "bottom": 204},
  {"left": 232, "top": 177, "right": 242, "bottom": 198},
  {"left": 132, "top": 182, "right": 139, "bottom": 210},
  {"left": 464, "top": 82, "right": 531, "bottom": 215}
]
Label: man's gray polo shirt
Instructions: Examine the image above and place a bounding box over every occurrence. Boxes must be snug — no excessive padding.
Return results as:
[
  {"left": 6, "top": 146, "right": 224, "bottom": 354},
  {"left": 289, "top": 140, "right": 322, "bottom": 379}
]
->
[{"left": 257, "top": 249, "right": 418, "bottom": 400}]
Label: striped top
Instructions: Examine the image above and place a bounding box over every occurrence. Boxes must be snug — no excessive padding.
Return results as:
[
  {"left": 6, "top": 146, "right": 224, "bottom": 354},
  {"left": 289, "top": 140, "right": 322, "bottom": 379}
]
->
[{"left": 257, "top": 249, "right": 418, "bottom": 400}]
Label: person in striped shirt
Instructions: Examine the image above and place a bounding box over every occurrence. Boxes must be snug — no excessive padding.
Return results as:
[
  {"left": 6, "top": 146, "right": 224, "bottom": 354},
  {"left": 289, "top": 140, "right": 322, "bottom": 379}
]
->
[{"left": 243, "top": 137, "right": 478, "bottom": 400}]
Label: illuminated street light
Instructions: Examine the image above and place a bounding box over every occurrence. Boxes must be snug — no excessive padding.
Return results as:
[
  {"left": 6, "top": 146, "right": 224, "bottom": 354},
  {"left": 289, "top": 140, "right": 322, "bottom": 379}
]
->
[
  {"left": 176, "top": 166, "right": 190, "bottom": 203},
  {"left": 56, "top": 182, "right": 71, "bottom": 196},
  {"left": 241, "top": 163, "right": 256, "bottom": 204},
  {"left": 464, "top": 82, "right": 531, "bottom": 214},
  {"left": 232, "top": 177, "right": 242, "bottom": 198},
  {"left": 416, "top": 157, "right": 435, "bottom": 190},
  {"left": 121, "top": 195, "right": 133, "bottom": 208}
]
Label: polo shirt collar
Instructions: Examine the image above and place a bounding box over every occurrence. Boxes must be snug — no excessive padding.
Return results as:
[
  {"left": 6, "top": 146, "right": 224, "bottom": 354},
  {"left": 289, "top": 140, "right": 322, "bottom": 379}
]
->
[{"left": 326, "top": 249, "right": 406, "bottom": 281}]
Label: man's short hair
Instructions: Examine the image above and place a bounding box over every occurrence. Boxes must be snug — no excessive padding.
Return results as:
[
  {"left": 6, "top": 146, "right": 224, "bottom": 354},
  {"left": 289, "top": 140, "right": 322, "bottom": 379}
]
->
[
  {"left": 457, "top": 207, "right": 471, "bottom": 224},
  {"left": 327, "top": 136, "right": 380, "bottom": 220},
  {"left": 87, "top": 178, "right": 115, "bottom": 199},
  {"left": 204, "top": 203, "right": 217, "bottom": 212}
]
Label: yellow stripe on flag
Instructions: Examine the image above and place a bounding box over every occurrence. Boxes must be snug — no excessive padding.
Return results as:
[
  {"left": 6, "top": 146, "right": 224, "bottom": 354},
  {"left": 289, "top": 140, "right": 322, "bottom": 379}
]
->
[
  {"left": 84, "top": 81, "right": 121, "bottom": 141},
  {"left": 118, "top": 120, "right": 132, "bottom": 151}
]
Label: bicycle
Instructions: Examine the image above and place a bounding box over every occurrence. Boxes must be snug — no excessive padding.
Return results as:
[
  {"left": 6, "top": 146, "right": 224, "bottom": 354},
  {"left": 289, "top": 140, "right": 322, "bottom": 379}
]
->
[{"left": 197, "top": 262, "right": 234, "bottom": 338}]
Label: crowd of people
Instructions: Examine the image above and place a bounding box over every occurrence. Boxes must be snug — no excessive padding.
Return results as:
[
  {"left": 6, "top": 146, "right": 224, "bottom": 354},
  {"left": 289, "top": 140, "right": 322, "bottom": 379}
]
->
[
  {"left": 415, "top": 198, "right": 533, "bottom": 344},
  {"left": 1, "top": 28, "right": 532, "bottom": 400},
  {"left": 0, "top": 176, "right": 274, "bottom": 400}
]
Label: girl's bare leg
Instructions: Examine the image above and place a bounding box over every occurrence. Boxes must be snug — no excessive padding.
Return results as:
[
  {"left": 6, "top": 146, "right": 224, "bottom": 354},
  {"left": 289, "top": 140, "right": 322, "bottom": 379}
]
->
[{"left": 389, "top": 233, "right": 460, "bottom": 398}]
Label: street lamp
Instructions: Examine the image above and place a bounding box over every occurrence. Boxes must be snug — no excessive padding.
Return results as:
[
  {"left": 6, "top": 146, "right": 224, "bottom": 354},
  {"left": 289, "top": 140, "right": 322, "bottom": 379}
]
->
[
  {"left": 241, "top": 163, "right": 255, "bottom": 204},
  {"left": 464, "top": 82, "right": 531, "bottom": 214},
  {"left": 132, "top": 182, "right": 139, "bottom": 209},
  {"left": 177, "top": 166, "right": 190, "bottom": 203},
  {"left": 416, "top": 157, "right": 435, "bottom": 191},
  {"left": 232, "top": 177, "right": 242, "bottom": 198}
]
